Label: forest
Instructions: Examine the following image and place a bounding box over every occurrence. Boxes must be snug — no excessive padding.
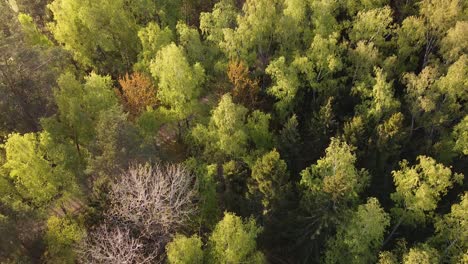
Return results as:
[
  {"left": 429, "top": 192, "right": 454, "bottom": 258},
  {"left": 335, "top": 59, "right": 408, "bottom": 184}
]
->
[{"left": 0, "top": 0, "right": 467, "bottom": 263}]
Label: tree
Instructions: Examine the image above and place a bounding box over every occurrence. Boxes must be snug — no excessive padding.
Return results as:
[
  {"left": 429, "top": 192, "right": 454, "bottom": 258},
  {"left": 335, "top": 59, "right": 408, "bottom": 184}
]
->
[
  {"left": 299, "top": 138, "right": 369, "bottom": 252},
  {"left": 85, "top": 105, "right": 141, "bottom": 179},
  {"left": 403, "top": 245, "right": 440, "bottom": 264},
  {"left": 107, "top": 163, "right": 196, "bottom": 238},
  {"left": 403, "top": 66, "right": 441, "bottom": 135},
  {"left": 396, "top": 16, "right": 426, "bottom": 72},
  {"left": 300, "top": 138, "right": 369, "bottom": 205},
  {"left": 2, "top": 132, "right": 80, "bottom": 207},
  {"left": 345, "top": 0, "right": 389, "bottom": 16},
  {"left": 49, "top": 0, "right": 141, "bottom": 75},
  {"left": 348, "top": 41, "right": 381, "bottom": 87},
  {"left": 176, "top": 22, "right": 205, "bottom": 65},
  {"left": 246, "top": 110, "right": 274, "bottom": 152},
  {"left": 355, "top": 67, "right": 400, "bottom": 121},
  {"left": 82, "top": 163, "right": 196, "bottom": 262},
  {"left": 221, "top": 0, "right": 282, "bottom": 64},
  {"left": 117, "top": 72, "right": 157, "bottom": 117},
  {"left": 199, "top": 0, "right": 238, "bottom": 45},
  {"left": 418, "top": 0, "right": 466, "bottom": 67},
  {"left": 278, "top": 114, "right": 301, "bottom": 165},
  {"left": 42, "top": 72, "right": 119, "bottom": 156},
  {"left": 150, "top": 43, "right": 205, "bottom": 122},
  {"left": 192, "top": 94, "right": 248, "bottom": 159},
  {"left": 44, "top": 216, "right": 84, "bottom": 264},
  {"left": 207, "top": 212, "right": 265, "bottom": 263},
  {"left": 17, "top": 13, "right": 51, "bottom": 47},
  {"left": 135, "top": 22, "right": 174, "bottom": 73},
  {"left": 166, "top": 234, "right": 204, "bottom": 264},
  {"left": 227, "top": 60, "right": 260, "bottom": 108},
  {"left": 249, "top": 149, "right": 290, "bottom": 212},
  {"left": 431, "top": 192, "right": 467, "bottom": 263},
  {"left": 453, "top": 116, "right": 468, "bottom": 155},
  {"left": 403, "top": 59, "right": 465, "bottom": 143},
  {"left": 390, "top": 156, "right": 463, "bottom": 226},
  {"left": 266, "top": 56, "right": 300, "bottom": 118},
  {"left": 440, "top": 21, "right": 468, "bottom": 63},
  {"left": 349, "top": 6, "right": 394, "bottom": 48},
  {"left": 325, "top": 198, "right": 390, "bottom": 264},
  {"left": 295, "top": 32, "right": 344, "bottom": 95},
  {"left": 80, "top": 225, "right": 154, "bottom": 264},
  {"left": 309, "top": 0, "right": 339, "bottom": 37}
]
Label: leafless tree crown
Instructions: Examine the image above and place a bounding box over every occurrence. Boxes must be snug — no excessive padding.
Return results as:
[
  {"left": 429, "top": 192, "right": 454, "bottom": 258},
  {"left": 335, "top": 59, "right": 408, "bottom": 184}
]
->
[{"left": 80, "top": 163, "right": 197, "bottom": 263}]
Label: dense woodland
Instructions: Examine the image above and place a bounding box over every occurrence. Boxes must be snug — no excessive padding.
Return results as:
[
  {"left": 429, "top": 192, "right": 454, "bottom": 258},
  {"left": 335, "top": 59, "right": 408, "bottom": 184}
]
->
[{"left": 0, "top": 0, "right": 467, "bottom": 263}]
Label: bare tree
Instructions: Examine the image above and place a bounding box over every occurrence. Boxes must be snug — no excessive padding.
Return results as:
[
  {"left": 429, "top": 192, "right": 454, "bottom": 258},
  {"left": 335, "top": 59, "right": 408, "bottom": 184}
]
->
[
  {"left": 108, "top": 163, "right": 197, "bottom": 238},
  {"left": 79, "top": 225, "right": 156, "bottom": 264},
  {"left": 79, "top": 163, "right": 197, "bottom": 263}
]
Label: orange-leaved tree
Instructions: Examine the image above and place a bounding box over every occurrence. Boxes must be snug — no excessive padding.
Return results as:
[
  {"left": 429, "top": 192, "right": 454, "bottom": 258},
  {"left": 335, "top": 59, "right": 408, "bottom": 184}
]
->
[
  {"left": 227, "top": 60, "right": 260, "bottom": 108},
  {"left": 117, "top": 72, "right": 157, "bottom": 117}
]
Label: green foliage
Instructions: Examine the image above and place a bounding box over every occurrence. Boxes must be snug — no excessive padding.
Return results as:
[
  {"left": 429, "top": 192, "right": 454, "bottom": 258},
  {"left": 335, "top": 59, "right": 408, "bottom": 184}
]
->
[
  {"left": 250, "top": 149, "right": 289, "bottom": 211},
  {"left": 184, "top": 158, "right": 220, "bottom": 229},
  {"left": 135, "top": 22, "right": 173, "bottom": 72},
  {"left": 44, "top": 216, "right": 84, "bottom": 263},
  {"left": 355, "top": 67, "right": 400, "bottom": 121},
  {"left": 221, "top": 0, "right": 281, "bottom": 63},
  {"left": 199, "top": 0, "right": 238, "bottom": 44},
  {"left": 297, "top": 32, "right": 343, "bottom": 94},
  {"left": 192, "top": 94, "right": 248, "bottom": 159},
  {"left": 300, "top": 138, "right": 369, "bottom": 204},
  {"left": 453, "top": 116, "right": 468, "bottom": 155},
  {"left": 49, "top": 0, "right": 141, "bottom": 75},
  {"left": 349, "top": 6, "right": 394, "bottom": 48},
  {"left": 431, "top": 193, "right": 467, "bottom": 263},
  {"left": 151, "top": 43, "right": 205, "bottom": 121},
  {"left": 2, "top": 132, "right": 80, "bottom": 207},
  {"left": 396, "top": 16, "right": 426, "bottom": 71},
  {"left": 166, "top": 234, "right": 204, "bottom": 264},
  {"left": 176, "top": 22, "right": 205, "bottom": 65},
  {"left": 17, "top": 13, "right": 51, "bottom": 46},
  {"left": 246, "top": 111, "right": 274, "bottom": 151},
  {"left": 266, "top": 56, "right": 300, "bottom": 118},
  {"left": 208, "top": 212, "right": 265, "bottom": 263},
  {"left": 42, "top": 72, "right": 118, "bottom": 153},
  {"left": 192, "top": 94, "right": 273, "bottom": 161},
  {"left": 86, "top": 105, "right": 139, "bottom": 178},
  {"left": 390, "top": 156, "right": 464, "bottom": 225},
  {"left": 402, "top": 245, "right": 440, "bottom": 264},
  {"left": 2, "top": 0, "right": 468, "bottom": 262},
  {"left": 325, "top": 198, "right": 390, "bottom": 264},
  {"left": 440, "top": 21, "right": 468, "bottom": 63}
]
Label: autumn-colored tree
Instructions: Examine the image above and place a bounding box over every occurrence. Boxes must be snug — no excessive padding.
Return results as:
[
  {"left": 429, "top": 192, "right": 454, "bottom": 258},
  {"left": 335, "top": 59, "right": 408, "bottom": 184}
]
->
[
  {"left": 228, "top": 60, "right": 260, "bottom": 108},
  {"left": 118, "top": 72, "right": 157, "bottom": 117}
]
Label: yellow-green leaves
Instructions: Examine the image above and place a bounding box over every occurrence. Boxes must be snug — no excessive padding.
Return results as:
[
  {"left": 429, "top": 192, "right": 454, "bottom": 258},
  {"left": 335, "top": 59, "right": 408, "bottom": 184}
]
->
[
  {"left": 300, "top": 138, "right": 368, "bottom": 203},
  {"left": 250, "top": 149, "right": 289, "bottom": 211},
  {"left": 151, "top": 43, "right": 204, "bottom": 121},
  {"left": 432, "top": 193, "right": 467, "bottom": 263},
  {"left": 440, "top": 21, "right": 468, "bottom": 63},
  {"left": 49, "top": 0, "right": 140, "bottom": 75},
  {"left": 2, "top": 132, "right": 79, "bottom": 207},
  {"left": 391, "top": 156, "right": 464, "bottom": 225},
  {"left": 325, "top": 198, "right": 390, "bottom": 264},
  {"left": 192, "top": 94, "right": 248, "bottom": 158},
  {"left": 349, "top": 6, "right": 394, "bottom": 47},
  {"left": 17, "top": 13, "right": 51, "bottom": 46},
  {"left": 208, "top": 212, "right": 265, "bottom": 264},
  {"left": 166, "top": 234, "right": 204, "bottom": 264},
  {"left": 45, "top": 216, "right": 84, "bottom": 264},
  {"left": 266, "top": 56, "right": 300, "bottom": 118},
  {"left": 453, "top": 116, "right": 468, "bottom": 155}
]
